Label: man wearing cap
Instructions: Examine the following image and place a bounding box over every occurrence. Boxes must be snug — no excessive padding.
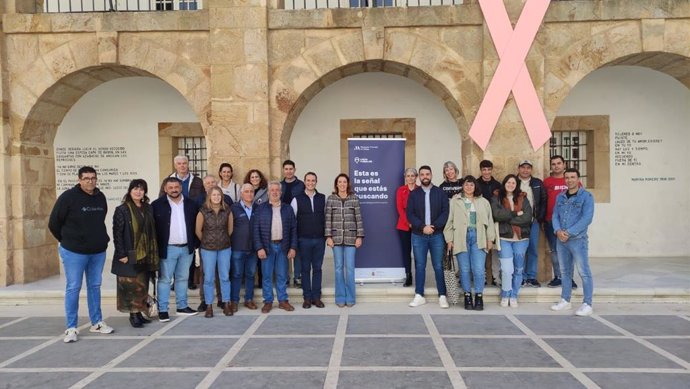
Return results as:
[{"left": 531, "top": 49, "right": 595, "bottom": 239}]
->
[{"left": 517, "top": 160, "right": 547, "bottom": 288}]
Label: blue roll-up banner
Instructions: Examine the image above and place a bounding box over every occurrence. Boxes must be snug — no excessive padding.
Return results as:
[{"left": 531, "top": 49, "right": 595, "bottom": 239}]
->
[{"left": 348, "top": 138, "right": 405, "bottom": 283}]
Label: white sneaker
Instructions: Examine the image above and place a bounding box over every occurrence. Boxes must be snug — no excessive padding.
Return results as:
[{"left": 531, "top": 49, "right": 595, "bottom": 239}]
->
[
  {"left": 89, "top": 321, "right": 114, "bottom": 334},
  {"left": 439, "top": 295, "right": 449, "bottom": 309},
  {"left": 500, "top": 297, "right": 509, "bottom": 307},
  {"left": 575, "top": 303, "right": 593, "bottom": 316},
  {"left": 509, "top": 298, "right": 518, "bottom": 308},
  {"left": 409, "top": 294, "right": 427, "bottom": 307},
  {"left": 551, "top": 299, "right": 572, "bottom": 311},
  {"left": 63, "top": 328, "right": 78, "bottom": 343}
]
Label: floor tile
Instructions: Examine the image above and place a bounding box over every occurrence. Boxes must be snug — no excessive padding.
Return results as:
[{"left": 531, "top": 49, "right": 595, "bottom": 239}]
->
[
  {"left": 0, "top": 317, "right": 84, "bottom": 337},
  {"left": 0, "top": 339, "right": 48, "bottom": 364},
  {"left": 337, "top": 371, "right": 451, "bottom": 389},
  {"left": 254, "top": 315, "right": 338, "bottom": 335},
  {"left": 0, "top": 317, "right": 20, "bottom": 326},
  {"left": 647, "top": 338, "right": 690, "bottom": 363},
  {"left": 341, "top": 338, "right": 442, "bottom": 367},
  {"left": 462, "top": 372, "right": 586, "bottom": 389},
  {"left": 586, "top": 372, "right": 690, "bottom": 389},
  {"left": 6, "top": 339, "right": 141, "bottom": 368},
  {"left": 164, "top": 315, "right": 256, "bottom": 336},
  {"left": 0, "top": 372, "right": 89, "bottom": 389},
  {"left": 432, "top": 315, "right": 524, "bottom": 335},
  {"left": 86, "top": 372, "right": 207, "bottom": 389},
  {"left": 346, "top": 315, "right": 428, "bottom": 335},
  {"left": 516, "top": 315, "right": 620, "bottom": 336},
  {"left": 210, "top": 371, "right": 326, "bottom": 389},
  {"left": 86, "top": 316, "right": 164, "bottom": 337},
  {"left": 230, "top": 338, "right": 333, "bottom": 367},
  {"left": 545, "top": 338, "right": 683, "bottom": 368},
  {"left": 444, "top": 338, "right": 559, "bottom": 367},
  {"left": 601, "top": 315, "right": 690, "bottom": 336},
  {"left": 117, "top": 338, "right": 236, "bottom": 367}
]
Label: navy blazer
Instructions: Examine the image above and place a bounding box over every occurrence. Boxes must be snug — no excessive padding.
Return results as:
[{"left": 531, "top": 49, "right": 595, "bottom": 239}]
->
[
  {"left": 406, "top": 185, "right": 449, "bottom": 235},
  {"left": 151, "top": 195, "right": 199, "bottom": 259},
  {"left": 252, "top": 202, "right": 298, "bottom": 254}
]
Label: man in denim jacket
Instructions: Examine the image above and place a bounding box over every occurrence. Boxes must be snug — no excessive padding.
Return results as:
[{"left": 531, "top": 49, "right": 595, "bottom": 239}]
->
[{"left": 550, "top": 168, "right": 595, "bottom": 316}]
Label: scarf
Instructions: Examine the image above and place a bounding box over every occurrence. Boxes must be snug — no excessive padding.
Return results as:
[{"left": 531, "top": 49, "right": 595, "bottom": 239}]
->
[
  {"left": 502, "top": 193, "right": 525, "bottom": 239},
  {"left": 126, "top": 201, "right": 160, "bottom": 272}
]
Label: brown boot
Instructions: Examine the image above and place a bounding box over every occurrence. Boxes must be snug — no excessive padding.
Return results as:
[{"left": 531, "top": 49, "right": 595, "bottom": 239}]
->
[
  {"left": 205, "top": 306, "right": 213, "bottom": 318},
  {"left": 278, "top": 301, "right": 295, "bottom": 311},
  {"left": 230, "top": 302, "right": 238, "bottom": 313},
  {"left": 261, "top": 303, "right": 273, "bottom": 313},
  {"left": 223, "top": 302, "right": 233, "bottom": 316}
]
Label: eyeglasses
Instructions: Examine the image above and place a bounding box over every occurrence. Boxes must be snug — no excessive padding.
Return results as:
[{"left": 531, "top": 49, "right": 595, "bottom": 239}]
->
[{"left": 80, "top": 176, "right": 97, "bottom": 182}]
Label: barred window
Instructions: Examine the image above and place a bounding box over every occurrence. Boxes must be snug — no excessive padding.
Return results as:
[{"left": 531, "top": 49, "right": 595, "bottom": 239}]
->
[
  {"left": 176, "top": 137, "right": 207, "bottom": 178},
  {"left": 549, "top": 130, "right": 590, "bottom": 187},
  {"left": 353, "top": 132, "right": 403, "bottom": 139}
]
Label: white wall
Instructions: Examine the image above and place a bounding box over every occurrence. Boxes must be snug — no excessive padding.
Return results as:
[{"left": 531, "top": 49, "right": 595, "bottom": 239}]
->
[
  {"left": 54, "top": 77, "right": 199, "bottom": 258},
  {"left": 557, "top": 66, "right": 690, "bottom": 257},
  {"left": 289, "top": 72, "right": 462, "bottom": 195}
]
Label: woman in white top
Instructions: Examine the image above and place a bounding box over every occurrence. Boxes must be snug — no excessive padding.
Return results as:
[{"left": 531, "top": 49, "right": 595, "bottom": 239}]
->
[{"left": 218, "top": 163, "right": 240, "bottom": 203}]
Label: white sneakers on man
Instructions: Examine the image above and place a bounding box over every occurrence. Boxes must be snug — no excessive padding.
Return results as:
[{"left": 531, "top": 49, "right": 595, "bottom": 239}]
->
[
  {"left": 575, "top": 303, "right": 593, "bottom": 316},
  {"left": 64, "top": 328, "right": 78, "bottom": 343},
  {"left": 409, "top": 294, "right": 427, "bottom": 307},
  {"left": 439, "top": 295, "right": 449, "bottom": 309},
  {"left": 551, "top": 299, "right": 572, "bottom": 311},
  {"left": 89, "top": 321, "right": 114, "bottom": 334}
]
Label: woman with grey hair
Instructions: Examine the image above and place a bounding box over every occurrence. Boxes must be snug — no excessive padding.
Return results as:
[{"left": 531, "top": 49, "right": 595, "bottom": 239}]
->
[
  {"left": 396, "top": 168, "right": 418, "bottom": 287},
  {"left": 439, "top": 161, "right": 464, "bottom": 199}
]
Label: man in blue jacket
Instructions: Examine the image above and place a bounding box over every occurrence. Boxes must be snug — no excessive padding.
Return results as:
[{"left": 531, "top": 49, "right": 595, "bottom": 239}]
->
[
  {"left": 550, "top": 168, "right": 595, "bottom": 316},
  {"left": 253, "top": 181, "right": 298, "bottom": 313},
  {"left": 406, "top": 165, "right": 450, "bottom": 309},
  {"left": 152, "top": 177, "right": 200, "bottom": 321},
  {"left": 229, "top": 184, "right": 259, "bottom": 312}
]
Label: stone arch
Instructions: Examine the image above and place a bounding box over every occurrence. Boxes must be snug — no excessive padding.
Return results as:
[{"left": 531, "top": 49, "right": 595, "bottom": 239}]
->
[{"left": 268, "top": 29, "right": 481, "bottom": 175}]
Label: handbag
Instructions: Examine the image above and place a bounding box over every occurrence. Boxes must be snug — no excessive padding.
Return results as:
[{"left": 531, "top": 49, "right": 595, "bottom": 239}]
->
[
  {"left": 143, "top": 275, "right": 159, "bottom": 319},
  {"left": 443, "top": 249, "right": 460, "bottom": 305}
]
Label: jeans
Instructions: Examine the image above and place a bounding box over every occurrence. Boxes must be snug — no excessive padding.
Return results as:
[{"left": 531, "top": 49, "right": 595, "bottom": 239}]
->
[
  {"left": 544, "top": 221, "right": 561, "bottom": 278},
  {"left": 158, "top": 245, "right": 194, "bottom": 312},
  {"left": 292, "top": 254, "right": 302, "bottom": 282},
  {"left": 59, "top": 246, "right": 106, "bottom": 329},
  {"left": 332, "top": 245, "right": 357, "bottom": 305},
  {"left": 557, "top": 237, "right": 594, "bottom": 306},
  {"left": 411, "top": 233, "right": 446, "bottom": 297},
  {"left": 397, "top": 229, "right": 412, "bottom": 274},
  {"left": 231, "top": 250, "right": 257, "bottom": 303},
  {"left": 456, "top": 229, "right": 487, "bottom": 294},
  {"left": 498, "top": 239, "right": 529, "bottom": 298},
  {"left": 299, "top": 238, "right": 326, "bottom": 301},
  {"left": 523, "top": 221, "right": 541, "bottom": 280},
  {"left": 201, "top": 248, "right": 231, "bottom": 304},
  {"left": 261, "top": 243, "right": 289, "bottom": 303}
]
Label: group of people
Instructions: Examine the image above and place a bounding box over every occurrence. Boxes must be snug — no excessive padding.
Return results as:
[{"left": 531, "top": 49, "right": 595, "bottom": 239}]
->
[
  {"left": 397, "top": 157, "right": 594, "bottom": 316},
  {"left": 49, "top": 158, "right": 365, "bottom": 343},
  {"left": 49, "top": 154, "right": 593, "bottom": 344}
]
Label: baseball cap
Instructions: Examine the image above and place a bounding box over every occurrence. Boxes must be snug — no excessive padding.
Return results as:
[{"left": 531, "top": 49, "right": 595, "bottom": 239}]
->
[{"left": 518, "top": 160, "right": 533, "bottom": 167}]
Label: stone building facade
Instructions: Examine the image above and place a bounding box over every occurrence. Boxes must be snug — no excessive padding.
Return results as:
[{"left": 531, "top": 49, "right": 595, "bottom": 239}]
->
[{"left": 1, "top": 0, "right": 689, "bottom": 285}]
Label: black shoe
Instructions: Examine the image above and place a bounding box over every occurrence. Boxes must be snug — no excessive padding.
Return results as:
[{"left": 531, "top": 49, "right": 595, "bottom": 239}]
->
[
  {"left": 159, "top": 312, "right": 170, "bottom": 322},
  {"left": 464, "top": 293, "right": 474, "bottom": 310},
  {"left": 547, "top": 278, "right": 562, "bottom": 288},
  {"left": 136, "top": 312, "right": 151, "bottom": 324},
  {"left": 403, "top": 273, "right": 412, "bottom": 287},
  {"left": 525, "top": 279, "right": 541, "bottom": 288},
  {"left": 176, "top": 307, "right": 198, "bottom": 316},
  {"left": 572, "top": 280, "right": 578, "bottom": 289},
  {"left": 217, "top": 301, "right": 223, "bottom": 309},
  {"left": 474, "top": 294, "right": 484, "bottom": 311},
  {"left": 129, "top": 313, "right": 143, "bottom": 328},
  {"left": 491, "top": 277, "right": 498, "bottom": 287},
  {"left": 295, "top": 279, "right": 301, "bottom": 288},
  {"left": 197, "top": 302, "right": 208, "bottom": 312},
  {"left": 188, "top": 284, "right": 198, "bottom": 290}
]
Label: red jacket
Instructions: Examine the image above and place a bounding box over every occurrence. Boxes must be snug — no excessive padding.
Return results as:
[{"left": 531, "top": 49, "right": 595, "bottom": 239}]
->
[{"left": 396, "top": 184, "right": 418, "bottom": 231}]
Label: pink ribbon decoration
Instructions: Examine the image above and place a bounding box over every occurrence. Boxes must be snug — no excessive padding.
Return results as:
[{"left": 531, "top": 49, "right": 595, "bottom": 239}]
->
[{"left": 469, "top": 0, "right": 552, "bottom": 151}]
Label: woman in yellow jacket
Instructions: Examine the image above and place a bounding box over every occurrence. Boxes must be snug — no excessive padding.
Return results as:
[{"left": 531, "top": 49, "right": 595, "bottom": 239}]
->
[{"left": 444, "top": 176, "right": 495, "bottom": 311}]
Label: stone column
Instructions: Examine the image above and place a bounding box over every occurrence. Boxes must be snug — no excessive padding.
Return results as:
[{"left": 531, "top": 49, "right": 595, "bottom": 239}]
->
[
  {"left": 207, "top": 0, "right": 271, "bottom": 181},
  {"left": 0, "top": 20, "right": 11, "bottom": 286}
]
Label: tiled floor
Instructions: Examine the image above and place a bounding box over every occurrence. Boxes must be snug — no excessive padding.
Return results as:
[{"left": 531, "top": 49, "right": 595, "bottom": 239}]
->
[{"left": 1, "top": 307, "right": 689, "bottom": 389}]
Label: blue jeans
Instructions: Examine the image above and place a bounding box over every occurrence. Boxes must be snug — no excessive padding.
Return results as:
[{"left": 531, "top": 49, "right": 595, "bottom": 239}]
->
[
  {"left": 201, "top": 248, "right": 231, "bottom": 304},
  {"left": 231, "top": 250, "right": 257, "bottom": 303},
  {"left": 299, "top": 238, "right": 326, "bottom": 301},
  {"left": 557, "top": 237, "right": 594, "bottom": 306},
  {"left": 261, "top": 243, "right": 289, "bottom": 303},
  {"left": 59, "top": 246, "right": 106, "bottom": 329},
  {"left": 292, "top": 254, "right": 302, "bottom": 282},
  {"left": 332, "top": 245, "right": 357, "bottom": 305},
  {"left": 544, "top": 221, "right": 561, "bottom": 278},
  {"left": 523, "top": 221, "right": 541, "bottom": 279},
  {"left": 498, "top": 239, "right": 529, "bottom": 298},
  {"left": 158, "top": 245, "right": 194, "bottom": 312},
  {"left": 456, "top": 229, "right": 487, "bottom": 294},
  {"left": 411, "top": 233, "right": 446, "bottom": 297}
]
